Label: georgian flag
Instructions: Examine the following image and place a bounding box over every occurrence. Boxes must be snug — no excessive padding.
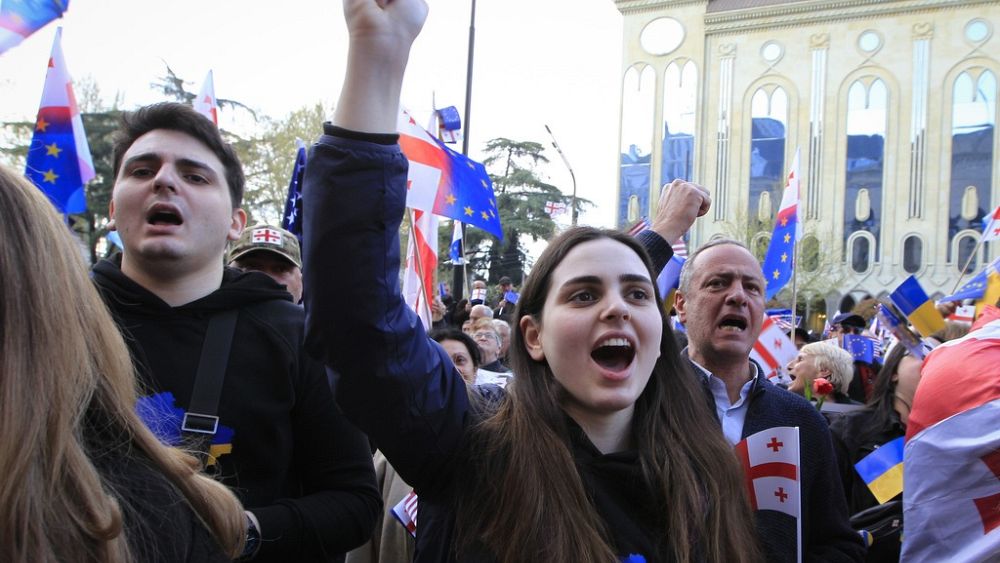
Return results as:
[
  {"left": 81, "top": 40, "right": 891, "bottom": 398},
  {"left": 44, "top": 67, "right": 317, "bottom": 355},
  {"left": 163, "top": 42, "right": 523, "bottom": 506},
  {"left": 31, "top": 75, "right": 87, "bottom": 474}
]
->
[
  {"left": 750, "top": 316, "right": 798, "bottom": 385},
  {"left": 193, "top": 70, "right": 218, "bottom": 125},
  {"left": 735, "top": 426, "right": 801, "bottom": 518},
  {"left": 402, "top": 209, "right": 438, "bottom": 330},
  {"left": 982, "top": 205, "right": 1000, "bottom": 242}
]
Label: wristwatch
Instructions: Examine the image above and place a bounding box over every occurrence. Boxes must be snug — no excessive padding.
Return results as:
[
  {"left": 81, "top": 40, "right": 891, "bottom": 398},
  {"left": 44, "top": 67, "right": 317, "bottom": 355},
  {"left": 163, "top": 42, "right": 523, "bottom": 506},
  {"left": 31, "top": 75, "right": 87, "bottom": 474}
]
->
[{"left": 241, "top": 511, "right": 261, "bottom": 560}]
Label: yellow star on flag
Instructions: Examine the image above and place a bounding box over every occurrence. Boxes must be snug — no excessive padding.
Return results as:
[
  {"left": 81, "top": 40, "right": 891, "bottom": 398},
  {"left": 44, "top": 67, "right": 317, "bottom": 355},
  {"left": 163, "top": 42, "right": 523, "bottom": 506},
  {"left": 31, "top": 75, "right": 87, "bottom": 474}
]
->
[
  {"left": 445, "top": 193, "right": 456, "bottom": 205},
  {"left": 36, "top": 117, "right": 49, "bottom": 132},
  {"left": 781, "top": 252, "right": 788, "bottom": 263},
  {"left": 481, "top": 211, "right": 490, "bottom": 220},
  {"left": 43, "top": 169, "right": 59, "bottom": 184},
  {"left": 783, "top": 233, "right": 791, "bottom": 244},
  {"left": 464, "top": 206, "right": 474, "bottom": 216},
  {"left": 772, "top": 269, "right": 781, "bottom": 280},
  {"left": 780, "top": 217, "right": 788, "bottom": 227},
  {"left": 45, "top": 143, "right": 63, "bottom": 157}
]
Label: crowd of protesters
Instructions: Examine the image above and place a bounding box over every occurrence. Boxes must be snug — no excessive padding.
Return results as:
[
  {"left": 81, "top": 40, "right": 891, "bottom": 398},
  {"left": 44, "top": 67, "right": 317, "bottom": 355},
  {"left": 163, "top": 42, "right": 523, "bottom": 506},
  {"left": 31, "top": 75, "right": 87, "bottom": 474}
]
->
[{"left": 2, "top": 0, "right": 999, "bottom": 562}]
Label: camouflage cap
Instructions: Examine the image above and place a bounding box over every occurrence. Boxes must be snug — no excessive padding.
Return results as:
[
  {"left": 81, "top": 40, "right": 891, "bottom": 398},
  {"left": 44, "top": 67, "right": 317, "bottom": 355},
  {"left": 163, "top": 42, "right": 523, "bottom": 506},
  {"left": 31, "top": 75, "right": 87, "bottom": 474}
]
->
[{"left": 228, "top": 224, "right": 301, "bottom": 268}]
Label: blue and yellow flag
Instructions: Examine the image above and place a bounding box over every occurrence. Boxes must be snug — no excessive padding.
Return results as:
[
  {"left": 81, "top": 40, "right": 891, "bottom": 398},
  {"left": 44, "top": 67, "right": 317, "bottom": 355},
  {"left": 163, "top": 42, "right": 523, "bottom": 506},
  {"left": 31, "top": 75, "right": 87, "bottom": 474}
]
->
[
  {"left": 854, "top": 436, "right": 904, "bottom": 504},
  {"left": 889, "top": 275, "right": 945, "bottom": 338},
  {"left": 974, "top": 258, "right": 1000, "bottom": 318}
]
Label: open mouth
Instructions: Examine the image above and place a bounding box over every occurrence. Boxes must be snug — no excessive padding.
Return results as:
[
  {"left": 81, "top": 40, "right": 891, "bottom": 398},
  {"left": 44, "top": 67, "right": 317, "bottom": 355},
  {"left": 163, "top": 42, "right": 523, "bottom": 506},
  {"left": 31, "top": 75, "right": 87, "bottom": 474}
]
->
[
  {"left": 718, "top": 315, "right": 747, "bottom": 332},
  {"left": 146, "top": 207, "right": 183, "bottom": 226},
  {"left": 591, "top": 337, "right": 636, "bottom": 371}
]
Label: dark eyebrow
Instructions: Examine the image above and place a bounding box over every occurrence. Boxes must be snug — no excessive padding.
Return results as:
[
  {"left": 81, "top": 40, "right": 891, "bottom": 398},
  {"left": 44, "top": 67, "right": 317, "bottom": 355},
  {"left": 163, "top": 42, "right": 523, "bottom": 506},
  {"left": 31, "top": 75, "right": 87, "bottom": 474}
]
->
[
  {"left": 562, "top": 273, "right": 652, "bottom": 287},
  {"left": 121, "top": 154, "right": 217, "bottom": 177}
]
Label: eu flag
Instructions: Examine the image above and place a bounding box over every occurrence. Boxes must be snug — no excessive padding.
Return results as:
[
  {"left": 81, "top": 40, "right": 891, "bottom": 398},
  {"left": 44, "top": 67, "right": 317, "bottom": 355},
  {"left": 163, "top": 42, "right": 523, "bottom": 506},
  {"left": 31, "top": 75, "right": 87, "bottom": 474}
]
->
[
  {"left": 761, "top": 150, "right": 801, "bottom": 299},
  {"left": 24, "top": 27, "right": 94, "bottom": 214},
  {"left": 0, "top": 0, "right": 68, "bottom": 54},
  {"left": 889, "top": 275, "right": 945, "bottom": 338},
  {"left": 842, "top": 334, "right": 875, "bottom": 364},
  {"left": 941, "top": 256, "right": 1000, "bottom": 302},
  {"left": 281, "top": 144, "right": 306, "bottom": 240}
]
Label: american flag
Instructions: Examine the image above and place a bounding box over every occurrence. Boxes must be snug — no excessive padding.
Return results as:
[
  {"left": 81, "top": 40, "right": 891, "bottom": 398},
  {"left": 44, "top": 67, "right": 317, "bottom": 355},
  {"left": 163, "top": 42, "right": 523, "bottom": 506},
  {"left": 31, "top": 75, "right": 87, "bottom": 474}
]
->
[
  {"left": 627, "top": 217, "right": 688, "bottom": 258},
  {"left": 391, "top": 490, "right": 419, "bottom": 537}
]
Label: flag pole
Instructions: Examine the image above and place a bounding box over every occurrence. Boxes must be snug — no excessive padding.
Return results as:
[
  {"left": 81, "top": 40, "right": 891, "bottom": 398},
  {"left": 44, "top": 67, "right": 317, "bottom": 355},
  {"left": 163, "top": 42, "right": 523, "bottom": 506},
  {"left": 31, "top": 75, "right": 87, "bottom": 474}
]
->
[
  {"left": 796, "top": 426, "right": 803, "bottom": 563},
  {"left": 544, "top": 124, "right": 578, "bottom": 226},
  {"left": 951, "top": 237, "right": 986, "bottom": 294},
  {"left": 791, "top": 236, "right": 799, "bottom": 333},
  {"left": 453, "top": 0, "right": 477, "bottom": 302}
]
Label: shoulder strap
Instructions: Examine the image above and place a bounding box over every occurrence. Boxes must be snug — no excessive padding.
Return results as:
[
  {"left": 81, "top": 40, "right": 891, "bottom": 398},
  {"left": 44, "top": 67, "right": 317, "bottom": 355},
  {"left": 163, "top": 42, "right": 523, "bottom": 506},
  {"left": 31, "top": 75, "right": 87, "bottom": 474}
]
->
[{"left": 181, "top": 309, "right": 239, "bottom": 445}]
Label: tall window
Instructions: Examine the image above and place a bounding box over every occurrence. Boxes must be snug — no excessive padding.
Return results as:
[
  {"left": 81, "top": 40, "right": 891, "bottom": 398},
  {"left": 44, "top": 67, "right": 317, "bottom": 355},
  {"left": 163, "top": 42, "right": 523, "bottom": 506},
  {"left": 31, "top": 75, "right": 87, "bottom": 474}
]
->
[
  {"left": 949, "top": 70, "right": 996, "bottom": 259},
  {"left": 748, "top": 87, "right": 787, "bottom": 228},
  {"left": 619, "top": 65, "right": 655, "bottom": 228},
  {"left": 903, "top": 235, "right": 923, "bottom": 273},
  {"left": 844, "top": 79, "right": 887, "bottom": 261},
  {"left": 662, "top": 61, "right": 697, "bottom": 187}
]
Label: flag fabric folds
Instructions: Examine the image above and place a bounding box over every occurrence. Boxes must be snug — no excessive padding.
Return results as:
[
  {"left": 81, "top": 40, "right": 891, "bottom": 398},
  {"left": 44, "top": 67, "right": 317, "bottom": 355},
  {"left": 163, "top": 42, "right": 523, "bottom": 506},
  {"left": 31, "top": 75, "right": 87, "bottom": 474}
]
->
[
  {"left": 842, "top": 334, "right": 876, "bottom": 364},
  {"left": 761, "top": 149, "right": 801, "bottom": 299},
  {"left": 281, "top": 144, "right": 306, "bottom": 239},
  {"left": 193, "top": 70, "right": 218, "bottom": 125},
  {"left": 902, "top": 309, "right": 1000, "bottom": 562},
  {"left": 391, "top": 491, "right": 419, "bottom": 538},
  {"left": 976, "top": 260, "right": 1000, "bottom": 318},
  {"left": 449, "top": 220, "right": 465, "bottom": 264},
  {"left": 544, "top": 200, "right": 567, "bottom": 218},
  {"left": 397, "top": 109, "right": 502, "bottom": 239},
  {"left": 657, "top": 254, "right": 685, "bottom": 312},
  {"left": 854, "top": 436, "right": 904, "bottom": 504},
  {"left": 889, "top": 275, "right": 945, "bottom": 338},
  {"left": 0, "top": 0, "right": 68, "bottom": 55},
  {"left": 982, "top": 205, "right": 1000, "bottom": 242},
  {"left": 876, "top": 303, "right": 929, "bottom": 360},
  {"left": 749, "top": 316, "right": 798, "bottom": 384},
  {"left": 735, "top": 426, "right": 801, "bottom": 519},
  {"left": 24, "top": 27, "right": 93, "bottom": 214},
  {"left": 402, "top": 209, "right": 438, "bottom": 330}
]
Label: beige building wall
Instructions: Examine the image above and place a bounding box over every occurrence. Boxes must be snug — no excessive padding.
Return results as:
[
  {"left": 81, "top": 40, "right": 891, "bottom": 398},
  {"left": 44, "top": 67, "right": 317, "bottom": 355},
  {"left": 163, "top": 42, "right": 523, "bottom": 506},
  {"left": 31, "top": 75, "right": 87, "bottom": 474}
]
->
[{"left": 614, "top": 0, "right": 1000, "bottom": 320}]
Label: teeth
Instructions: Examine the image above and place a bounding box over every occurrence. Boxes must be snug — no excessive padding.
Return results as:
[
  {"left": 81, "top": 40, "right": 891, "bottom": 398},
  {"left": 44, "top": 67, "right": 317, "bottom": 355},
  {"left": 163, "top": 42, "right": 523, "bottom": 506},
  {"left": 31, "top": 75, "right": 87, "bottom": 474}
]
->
[
  {"left": 720, "top": 325, "right": 743, "bottom": 332},
  {"left": 597, "top": 337, "right": 631, "bottom": 348}
]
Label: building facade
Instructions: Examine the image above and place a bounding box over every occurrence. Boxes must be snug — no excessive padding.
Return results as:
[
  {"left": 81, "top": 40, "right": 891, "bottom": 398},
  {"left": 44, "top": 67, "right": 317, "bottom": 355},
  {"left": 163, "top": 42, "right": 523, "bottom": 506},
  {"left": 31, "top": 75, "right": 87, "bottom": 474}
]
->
[{"left": 614, "top": 0, "right": 1000, "bottom": 325}]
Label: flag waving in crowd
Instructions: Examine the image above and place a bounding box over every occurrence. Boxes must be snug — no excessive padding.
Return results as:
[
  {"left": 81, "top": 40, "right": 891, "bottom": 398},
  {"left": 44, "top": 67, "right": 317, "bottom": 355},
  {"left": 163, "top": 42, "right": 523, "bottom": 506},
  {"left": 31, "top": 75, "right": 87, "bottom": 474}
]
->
[
  {"left": 0, "top": 0, "right": 68, "bottom": 55},
  {"left": 902, "top": 307, "right": 1000, "bottom": 562},
  {"left": 24, "top": 27, "right": 93, "bottom": 214},
  {"left": 735, "top": 427, "right": 802, "bottom": 561},
  {"left": 402, "top": 209, "right": 438, "bottom": 330},
  {"left": 397, "top": 108, "right": 502, "bottom": 239},
  {"left": 761, "top": 149, "right": 802, "bottom": 299},
  {"left": 982, "top": 204, "right": 1000, "bottom": 242},
  {"left": 281, "top": 143, "right": 306, "bottom": 239},
  {"left": 193, "top": 69, "right": 218, "bottom": 125},
  {"left": 750, "top": 315, "right": 798, "bottom": 384}
]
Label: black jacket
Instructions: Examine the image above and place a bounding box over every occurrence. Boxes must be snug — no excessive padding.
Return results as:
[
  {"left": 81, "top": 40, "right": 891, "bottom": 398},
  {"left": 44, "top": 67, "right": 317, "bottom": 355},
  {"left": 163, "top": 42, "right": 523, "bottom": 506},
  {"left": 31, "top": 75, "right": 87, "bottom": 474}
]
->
[{"left": 93, "top": 261, "right": 380, "bottom": 562}]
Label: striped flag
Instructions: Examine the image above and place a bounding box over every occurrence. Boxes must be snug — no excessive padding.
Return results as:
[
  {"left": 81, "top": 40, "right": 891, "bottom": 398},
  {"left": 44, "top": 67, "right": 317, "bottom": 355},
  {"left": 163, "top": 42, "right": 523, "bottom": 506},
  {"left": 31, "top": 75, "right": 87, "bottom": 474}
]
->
[
  {"left": 24, "top": 27, "right": 94, "bottom": 214},
  {"left": 735, "top": 426, "right": 801, "bottom": 517},
  {"left": 627, "top": 217, "right": 688, "bottom": 259},
  {"left": 855, "top": 436, "right": 904, "bottom": 504},
  {"left": 402, "top": 209, "right": 438, "bottom": 330},
  {"left": 391, "top": 490, "right": 419, "bottom": 538}
]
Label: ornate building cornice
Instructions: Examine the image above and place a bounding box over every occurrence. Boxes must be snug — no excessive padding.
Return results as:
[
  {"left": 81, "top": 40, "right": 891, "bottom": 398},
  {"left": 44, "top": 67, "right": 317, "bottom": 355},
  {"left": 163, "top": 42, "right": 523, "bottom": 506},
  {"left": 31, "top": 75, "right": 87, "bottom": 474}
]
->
[
  {"left": 614, "top": 0, "right": 706, "bottom": 16},
  {"left": 703, "top": 0, "right": 997, "bottom": 34}
]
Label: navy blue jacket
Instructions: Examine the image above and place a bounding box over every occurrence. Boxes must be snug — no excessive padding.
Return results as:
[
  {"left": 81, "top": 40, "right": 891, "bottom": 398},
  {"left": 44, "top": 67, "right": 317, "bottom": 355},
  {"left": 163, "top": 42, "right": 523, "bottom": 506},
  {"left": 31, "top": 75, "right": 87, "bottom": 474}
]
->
[{"left": 303, "top": 129, "right": 681, "bottom": 562}]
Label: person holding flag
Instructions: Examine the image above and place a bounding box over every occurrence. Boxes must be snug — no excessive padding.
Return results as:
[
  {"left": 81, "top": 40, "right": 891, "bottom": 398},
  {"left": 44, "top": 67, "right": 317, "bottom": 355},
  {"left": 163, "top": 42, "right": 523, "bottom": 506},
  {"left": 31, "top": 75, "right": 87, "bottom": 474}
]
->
[
  {"left": 674, "top": 238, "right": 864, "bottom": 562},
  {"left": 302, "top": 1, "right": 763, "bottom": 561}
]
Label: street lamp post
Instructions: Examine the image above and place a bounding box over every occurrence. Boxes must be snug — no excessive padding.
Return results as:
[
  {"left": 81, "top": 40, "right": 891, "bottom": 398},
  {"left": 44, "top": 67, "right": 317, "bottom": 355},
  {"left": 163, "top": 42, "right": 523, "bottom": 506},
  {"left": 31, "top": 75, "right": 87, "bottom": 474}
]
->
[{"left": 544, "top": 124, "right": 577, "bottom": 226}]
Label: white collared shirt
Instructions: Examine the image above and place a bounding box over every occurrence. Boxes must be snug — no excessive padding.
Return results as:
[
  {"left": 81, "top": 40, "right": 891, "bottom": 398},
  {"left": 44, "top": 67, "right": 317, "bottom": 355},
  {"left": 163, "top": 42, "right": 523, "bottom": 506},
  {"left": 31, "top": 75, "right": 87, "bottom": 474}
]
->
[{"left": 689, "top": 359, "right": 758, "bottom": 445}]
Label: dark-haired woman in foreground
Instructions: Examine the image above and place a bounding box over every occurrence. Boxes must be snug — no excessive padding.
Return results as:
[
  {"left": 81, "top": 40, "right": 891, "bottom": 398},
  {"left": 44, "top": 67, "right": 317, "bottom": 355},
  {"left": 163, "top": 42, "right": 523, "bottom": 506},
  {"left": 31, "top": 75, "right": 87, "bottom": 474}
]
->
[
  {"left": 0, "top": 166, "right": 245, "bottom": 562},
  {"left": 302, "top": 1, "right": 761, "bottom": 561}
]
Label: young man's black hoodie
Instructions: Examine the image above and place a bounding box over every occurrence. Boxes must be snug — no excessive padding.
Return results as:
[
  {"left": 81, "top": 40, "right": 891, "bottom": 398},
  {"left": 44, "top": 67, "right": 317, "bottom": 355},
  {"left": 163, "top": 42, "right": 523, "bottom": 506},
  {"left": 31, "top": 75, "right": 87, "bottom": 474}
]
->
[{"left": 93, "top": 259, "right": 380, "bottom": 562}]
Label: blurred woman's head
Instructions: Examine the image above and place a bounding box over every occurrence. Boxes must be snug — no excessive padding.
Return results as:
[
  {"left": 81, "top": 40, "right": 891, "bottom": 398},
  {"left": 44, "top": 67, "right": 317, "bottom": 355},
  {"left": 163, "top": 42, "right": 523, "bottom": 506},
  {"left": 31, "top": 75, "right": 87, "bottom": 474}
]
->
[
  {"left": 787, "top": 341, "right": 853, "bottom": 397},
  {"left": 430, "top": 328, "right": 480, "bottom": 384},
  {"left": 0, "top": 166, "right": 243, "bottom": 562},
  {"left": 869, "top": 344, "right": 925, "bottom": 427}
]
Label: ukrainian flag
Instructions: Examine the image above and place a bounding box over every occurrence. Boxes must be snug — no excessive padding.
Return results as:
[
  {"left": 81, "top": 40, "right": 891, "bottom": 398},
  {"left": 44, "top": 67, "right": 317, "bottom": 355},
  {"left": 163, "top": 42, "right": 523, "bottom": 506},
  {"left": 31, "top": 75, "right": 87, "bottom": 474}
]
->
[
  {"left": 974, "top": 259, "right": 1000, "bottom": 318},
  {"left": 855, "top": 436, "right": 904, "bottom": 504},
  {"left": 890, "top": 276, "right": 945, "bottom": 338}
]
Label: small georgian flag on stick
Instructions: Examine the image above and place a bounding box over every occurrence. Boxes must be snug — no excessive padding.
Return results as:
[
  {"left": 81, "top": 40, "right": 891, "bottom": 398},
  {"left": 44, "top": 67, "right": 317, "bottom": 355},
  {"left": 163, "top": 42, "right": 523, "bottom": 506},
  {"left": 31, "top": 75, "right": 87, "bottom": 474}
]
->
[{"left": 736, "top": 426, "right": 802, "bottom": 562}]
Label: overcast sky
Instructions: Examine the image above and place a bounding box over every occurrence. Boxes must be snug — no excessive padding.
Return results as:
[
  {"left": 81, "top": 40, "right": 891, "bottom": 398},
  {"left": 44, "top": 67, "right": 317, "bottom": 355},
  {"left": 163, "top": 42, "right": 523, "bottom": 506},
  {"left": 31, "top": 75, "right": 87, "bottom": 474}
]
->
[{"left": 0, "top": 0, "right": 625, "bottom": 227}]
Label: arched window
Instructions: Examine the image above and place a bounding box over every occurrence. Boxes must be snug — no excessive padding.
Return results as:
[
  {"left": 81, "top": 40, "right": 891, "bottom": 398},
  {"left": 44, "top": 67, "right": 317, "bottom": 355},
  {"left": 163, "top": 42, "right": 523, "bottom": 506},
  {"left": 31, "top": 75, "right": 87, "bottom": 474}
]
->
[
  {"left": 850, "top": 235, "right": 872, "bottom": 274},
  {"left": 800, "top": 236, "right": 820, "bottom": 273},
  {"left": 619, "top": 65, "right": 656, "bottom": 228},
  {"left": 748, "top": 86, "right": 787, "bottom": 229},
  {"left": 662, "top": 60, "right": 697, "bottom": 187},
  {"left": 956, "top": 234, "right": 980, "bottom": 274},
  {"left": 949, "top": 70, "right": 995, "bottom": 259},
  {"left": 751, "top": 232, "right": 771, "bottom": 262},
  {"left": 903, "top": 236, "right": 923, "bottom": 273},
  {"left": 844, "top": 78, "right": 887, "bottom": 261}
]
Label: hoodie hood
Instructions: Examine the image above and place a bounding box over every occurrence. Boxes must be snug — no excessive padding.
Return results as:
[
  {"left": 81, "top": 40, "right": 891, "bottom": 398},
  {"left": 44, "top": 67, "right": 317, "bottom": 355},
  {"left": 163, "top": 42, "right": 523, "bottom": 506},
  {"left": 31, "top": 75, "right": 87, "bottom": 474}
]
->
[{"left": 93, "top": 259, "right": 292, "bottom": 317}]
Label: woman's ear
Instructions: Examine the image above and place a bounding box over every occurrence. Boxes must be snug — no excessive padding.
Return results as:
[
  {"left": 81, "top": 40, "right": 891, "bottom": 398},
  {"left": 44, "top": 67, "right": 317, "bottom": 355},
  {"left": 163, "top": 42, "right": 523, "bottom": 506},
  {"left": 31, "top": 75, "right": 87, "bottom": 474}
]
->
[{"left": 520, "top": 315, "right": 545, "bottom": 361}]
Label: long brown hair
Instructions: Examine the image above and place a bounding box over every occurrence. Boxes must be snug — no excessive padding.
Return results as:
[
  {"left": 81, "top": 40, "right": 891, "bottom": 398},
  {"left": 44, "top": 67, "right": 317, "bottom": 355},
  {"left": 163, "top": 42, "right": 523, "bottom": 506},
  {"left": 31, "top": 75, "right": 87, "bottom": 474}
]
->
[
  {"left": 0, "top": 167, "right": 245, "bottom": 562},
  {"left": 455, "top": 227, "right": 760, "bottom": 562}
]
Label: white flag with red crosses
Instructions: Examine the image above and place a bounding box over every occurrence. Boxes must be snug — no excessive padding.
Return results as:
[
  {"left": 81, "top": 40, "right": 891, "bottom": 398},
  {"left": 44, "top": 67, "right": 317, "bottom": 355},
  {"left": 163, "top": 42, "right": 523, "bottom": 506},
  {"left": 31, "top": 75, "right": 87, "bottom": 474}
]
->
[
  {"left": 982, "top": 205, "right": 1000, "bottom": 242},
  {"left": 735, "top": 426, "right": 801, "bottom": 518},
  {"left": 194, "top": 70, "right": 218, "bottom": 125},
  {"left": 251, "top": 227, "right": 283, "bottom": 246},
  {"left": 750, "top": 315, "right": 798, "bottom": 384}
]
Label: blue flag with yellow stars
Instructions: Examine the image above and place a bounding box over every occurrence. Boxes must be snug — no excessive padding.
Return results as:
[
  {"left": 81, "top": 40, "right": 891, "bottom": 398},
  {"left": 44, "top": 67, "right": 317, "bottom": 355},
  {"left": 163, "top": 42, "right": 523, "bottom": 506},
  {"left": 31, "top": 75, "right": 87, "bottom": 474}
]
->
[
  {"left": 761, "top": 151, "right": 801, "bottom": 299},
  {"left": 24, "top": 27, "right": 94, "bottom": 214},
  {"left": 0, "top": 0, "right": 69, "bottom": 55}
]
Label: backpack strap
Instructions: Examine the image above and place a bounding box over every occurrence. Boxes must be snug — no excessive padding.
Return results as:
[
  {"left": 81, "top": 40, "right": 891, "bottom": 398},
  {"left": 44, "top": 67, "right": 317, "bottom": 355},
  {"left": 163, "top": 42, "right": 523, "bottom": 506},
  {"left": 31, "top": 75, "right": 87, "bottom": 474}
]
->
[{"left": 181, "top": 309, "right": 239, "bottom": 465}]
